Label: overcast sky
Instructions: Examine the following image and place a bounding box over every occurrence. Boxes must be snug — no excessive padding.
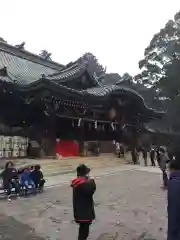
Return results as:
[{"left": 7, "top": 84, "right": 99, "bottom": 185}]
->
[{"left": 0, "top": 0, "right": 179, "bottom": 75}]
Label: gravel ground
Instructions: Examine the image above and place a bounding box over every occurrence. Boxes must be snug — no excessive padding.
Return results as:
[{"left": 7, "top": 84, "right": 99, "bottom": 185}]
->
[{"left": 0, "top": 169, "right": 167, "bottom": 240}]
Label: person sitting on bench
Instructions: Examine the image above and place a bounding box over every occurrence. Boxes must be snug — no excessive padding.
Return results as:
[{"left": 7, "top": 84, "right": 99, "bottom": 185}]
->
[
  {"left": 20, "top": 167, "right": 35, "bottom": 194},
  {"left": 30, "top": 165, "right": 45, "bottom": 190},
  {"left": 30, "top": 165, "right": 35, "bottom": 172},
  {"left": 1, "top": 161, "right": 20, "bottom": 201}
]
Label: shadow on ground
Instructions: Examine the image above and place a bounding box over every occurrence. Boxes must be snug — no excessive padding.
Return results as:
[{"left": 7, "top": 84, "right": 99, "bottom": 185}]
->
[{"left": 0, "top": 214, "right": 45, "bottom": 240}]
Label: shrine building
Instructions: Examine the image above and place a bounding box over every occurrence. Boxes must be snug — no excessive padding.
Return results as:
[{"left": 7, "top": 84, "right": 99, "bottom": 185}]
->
[{"left": 0, "top": 41, "right": 162, "bottom": 158}]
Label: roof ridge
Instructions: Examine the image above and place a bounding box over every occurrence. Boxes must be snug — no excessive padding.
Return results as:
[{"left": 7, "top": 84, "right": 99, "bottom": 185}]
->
[
  {"left": 47, "top": 62, "right": 84, "bottom": 77},
  {"left": 0, "top": 41, "right": 64, "bottom": 70}
]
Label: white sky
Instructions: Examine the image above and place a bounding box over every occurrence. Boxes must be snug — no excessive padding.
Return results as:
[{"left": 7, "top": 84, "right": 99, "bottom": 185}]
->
[{"left": 0, "top": 0, "right": 180, "bottom": 75}]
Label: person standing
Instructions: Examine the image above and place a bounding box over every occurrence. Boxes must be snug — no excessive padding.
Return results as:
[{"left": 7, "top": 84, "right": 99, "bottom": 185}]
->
[
  {"left": 167, "top": 158, "right": 180, "bottom": 240},
  {"left": 150, "top": 147, "right": 156, "bottom": 166},
  {"left": 136, "top": 147, "right": 141, "bottom": 164},
  {"left": 119, "top": 144, "right": 125, "bottom": 158},
  {"left": 159, "top": 147, "right": 169, "bottom": 189},
  {"left": 131, "top": 148, "right": 137, "bottom": 164},
  {"left": 71, "top": 164, "right": 96, "bottom": 240},
  {"left": 116, "top": 142, "right": 120, "bottom": 158},
  {"left": 156, "top": 147, "right": 161, "bottom": 166},
  {"left": 142, "top": 148, "right": 148, "bottom": 166}
]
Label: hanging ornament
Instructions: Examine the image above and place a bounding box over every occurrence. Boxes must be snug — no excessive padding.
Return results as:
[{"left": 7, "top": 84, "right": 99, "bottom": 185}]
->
[
  {"left": 111, "top": 122, "right": 115, "bottom": 131},
  {"left": 94, "top": 121, "right": 97, "bottom": 129},
  {"left": 78, "top": 118, "right": 82, "bottom": 127},
  {"left": 44, "top": 110, "right": 50, "bottom": 116},
  {"left": 122, "top": 124, "right": 126, "bottom": 129}
]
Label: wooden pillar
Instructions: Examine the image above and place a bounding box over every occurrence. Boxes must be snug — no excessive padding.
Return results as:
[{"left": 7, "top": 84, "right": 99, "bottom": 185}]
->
[
  {"left": 78, "top": 122, "right": 85, "bottom": 156},
  {"left": 47, "top": 113, "right": 56, "bottom": 156},
  {"left": 43, "top": 97, "right": 57, "bottom": 156}
]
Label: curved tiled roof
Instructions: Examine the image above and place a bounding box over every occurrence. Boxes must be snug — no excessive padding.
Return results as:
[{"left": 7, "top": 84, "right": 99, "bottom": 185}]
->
[
  {"left": 0, "top": 51, "right": 59, "bottom": 85},
  {"left": 4, "top": 77, "right": 162, "bottom": 119},
  {"left": 0, "top": 43, "right": 163, "bottom": 120},
  {"left": 45, "top": 53, "right": 105, "bottom": 86},
  {"left": 83, "top": 84, "right": 119, "bottom": 96},
  {"left": 46, "top": 63, "right": 86, "bottom": 82},
  {"left": 0, "top": 49, "right": 103, "bottom": 86}
]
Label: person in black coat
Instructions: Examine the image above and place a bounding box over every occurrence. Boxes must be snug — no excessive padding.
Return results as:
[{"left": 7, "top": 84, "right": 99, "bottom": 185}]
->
[
  {"left": 167, "top": 157, "right": 180, "bottom": 240},
  {"left": 158, "top": 147, "right": 169, "bottom": 189},
  {"left": 131, "top": 148, "right": 137, "bottom": 164},
  {"left": 0, "top": 161, "right": 20, "bottom": 200},
  {"left": 71, "top": 164, "right": 96, "bottom": 240},
  {"left": 30, "top": 165, "right": 45, "bottom": 190},
  {"left": 156, "top": 147, "right": 161, "bottom": 166},
  {"left": 150, "top": 147, "right": 156, "bottom": 166},
  {"left": 142, "top": 148, "right": 148, "bottom": 166}
]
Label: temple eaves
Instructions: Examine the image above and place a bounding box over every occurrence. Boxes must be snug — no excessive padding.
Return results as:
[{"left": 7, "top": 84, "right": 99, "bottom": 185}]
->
[
  {"left": 0, "top": 41, "right": 64, "bottom": 70},
  {"left": 0, "top": 41, "right": 164, "bottom": 122}
]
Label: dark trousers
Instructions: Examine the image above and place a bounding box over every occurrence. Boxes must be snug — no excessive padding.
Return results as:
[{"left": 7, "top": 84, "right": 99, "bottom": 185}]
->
[
  {"left": 132, "top": 155, "right": 137, "bottom": 164},
  {"left": 150, "top": 156, "right": 155, "bottom": 166},
  {"left": 34, "top": 179, "right": 45, "bottom": 189},
  {"left": 144, "top": 157, "right": 147, "bottom": 166},
  {"left": 78, "top": 223, "right": 90, "bottom": 240},
  {"left": 162, "top": 170, "right": 168, "bottom": 188},
  {"left": 7, "top": 180, "right": 20, "bottom": 195}
]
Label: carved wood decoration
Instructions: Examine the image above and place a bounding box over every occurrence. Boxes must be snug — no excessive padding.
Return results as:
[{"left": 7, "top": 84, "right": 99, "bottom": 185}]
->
[
  {"left": 72, "top": 107, "right": 88, "bottom": 117},
  {"left": 24, "top": 97, "right": 34, "bottom": 105},
  {"left": 52, "top": 99, "right": 60, "bottom": 112}
]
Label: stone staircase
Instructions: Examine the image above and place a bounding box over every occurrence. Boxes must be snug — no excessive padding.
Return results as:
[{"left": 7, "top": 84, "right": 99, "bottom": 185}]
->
[{"left": 0, "top": 154, "right": 125, "bottom": 177}]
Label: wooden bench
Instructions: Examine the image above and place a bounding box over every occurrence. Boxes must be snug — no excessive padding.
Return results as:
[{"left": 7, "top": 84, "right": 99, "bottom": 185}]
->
[{"left": 0, "top": 180, "right": 44, "bottom": 198}]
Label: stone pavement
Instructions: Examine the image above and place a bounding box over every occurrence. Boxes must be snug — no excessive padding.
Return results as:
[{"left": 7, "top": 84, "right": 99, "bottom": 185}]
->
[
  {"left": 0, "top": 154, "right": 125, "bottom": 177},
  {"left": 44, "top": 164, "right": 162, "bottom": 188},
  {"left": 0, "top": 214, "right": 44, "bottom": 240},
  {"left": 0, "top": 152, "right": 157, "bottom": 178},
  {"left": 0, "top": 167, "right": 166, "bottom": 240}
]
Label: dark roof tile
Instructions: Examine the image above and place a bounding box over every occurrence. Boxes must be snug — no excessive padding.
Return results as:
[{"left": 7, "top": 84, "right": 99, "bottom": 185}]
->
[
  {"left": 0, "top": 43, "right": 163, "bottom": 120},
  {"left": 46, "top": 64, "right": 85, "bottom": 81},
  {"left": 0, "top": 51, "right": 59, "bottom": 84}
]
